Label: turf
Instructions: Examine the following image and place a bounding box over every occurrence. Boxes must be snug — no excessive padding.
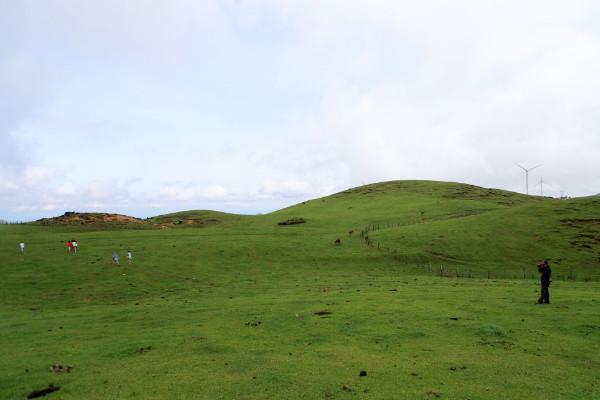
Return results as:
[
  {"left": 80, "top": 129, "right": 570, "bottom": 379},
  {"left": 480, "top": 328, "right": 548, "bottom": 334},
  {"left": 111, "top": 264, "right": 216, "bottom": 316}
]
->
[{"left": 1, "top": 180, "right": 599, "bottom": 399}]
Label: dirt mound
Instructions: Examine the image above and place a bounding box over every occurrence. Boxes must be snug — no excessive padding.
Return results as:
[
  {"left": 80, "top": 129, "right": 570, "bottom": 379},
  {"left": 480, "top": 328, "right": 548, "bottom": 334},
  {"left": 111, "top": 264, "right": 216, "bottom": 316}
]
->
[{"left": 37, "top": 212, "right": 144, "bottom": 226}]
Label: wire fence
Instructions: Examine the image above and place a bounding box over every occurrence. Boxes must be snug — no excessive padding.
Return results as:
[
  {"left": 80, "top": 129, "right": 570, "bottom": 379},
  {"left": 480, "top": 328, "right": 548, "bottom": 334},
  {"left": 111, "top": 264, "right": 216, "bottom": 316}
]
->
[{"left": 359, "top": 221, "right": 596, "bottom": 282}]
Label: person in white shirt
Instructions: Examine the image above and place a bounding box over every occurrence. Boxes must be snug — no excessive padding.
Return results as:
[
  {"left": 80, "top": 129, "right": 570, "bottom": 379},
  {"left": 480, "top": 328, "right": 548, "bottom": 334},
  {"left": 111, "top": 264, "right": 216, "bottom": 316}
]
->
[
  {"left": 19, "top": 242, "right": 25, "bottom": 254},
  {"left": 72, "top": 240, "right": 78, "bottom": 253},
  {"left": 127, "top": 250, "right": 133, "bottom": 264}
]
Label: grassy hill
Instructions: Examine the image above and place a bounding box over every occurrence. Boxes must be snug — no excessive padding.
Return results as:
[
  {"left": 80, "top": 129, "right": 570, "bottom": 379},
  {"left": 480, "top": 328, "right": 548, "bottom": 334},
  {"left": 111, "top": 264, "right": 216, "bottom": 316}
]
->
[
  {"left": 1, "top": 180, "right": 599, "bottom": 399},
  {"left": 265, "top": 180, "right": 599, "bottom": 280},
  {"left": 148, "top": 210, "right": 249, "bottom": 228}
]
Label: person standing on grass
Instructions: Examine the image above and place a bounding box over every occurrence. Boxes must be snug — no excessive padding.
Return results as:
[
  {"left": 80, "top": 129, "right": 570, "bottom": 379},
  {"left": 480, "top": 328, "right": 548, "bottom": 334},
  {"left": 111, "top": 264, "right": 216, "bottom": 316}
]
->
[
  {"left": 19, "top": 242, "right": 25, "bottom": 254},
  {"left": 72, "top": 239, "right": 78, "bottom": 253},
  {"left": 66, "top": 240, "right": 72, "bottom": 253},
  {"left": 537, "top": 260, "right": 552, "bottom": 304},
  {"left": 127, "top": 250, "right": 133, "bottom": 265},
  {"left": 112, "top": 252, "right": 120, "bottom": 266}
]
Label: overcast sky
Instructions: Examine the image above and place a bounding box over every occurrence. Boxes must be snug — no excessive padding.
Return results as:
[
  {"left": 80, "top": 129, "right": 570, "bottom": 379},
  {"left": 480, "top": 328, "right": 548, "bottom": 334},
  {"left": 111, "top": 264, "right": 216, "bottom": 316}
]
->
[{"left": 1, "top": 1, "right": 599, "bottom": 221}]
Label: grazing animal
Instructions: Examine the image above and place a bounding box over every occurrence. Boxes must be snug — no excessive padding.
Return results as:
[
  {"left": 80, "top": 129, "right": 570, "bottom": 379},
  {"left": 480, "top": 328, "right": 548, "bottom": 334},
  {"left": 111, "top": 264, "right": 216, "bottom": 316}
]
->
[
  {"left": 335, "top": 239, "right": 341, "bottom": 246},
  {"left": 348, "top": 230, "right": 354, "bottom": 236}
]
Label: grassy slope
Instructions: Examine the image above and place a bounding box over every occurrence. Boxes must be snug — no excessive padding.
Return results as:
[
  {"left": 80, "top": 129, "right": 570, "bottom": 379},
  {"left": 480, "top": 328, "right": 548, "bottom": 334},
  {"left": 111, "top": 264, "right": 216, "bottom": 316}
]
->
[
  {"left": 147, "top": 210, "right": 249, "bottom": 227},
  {"left": 369, "top": 198, "right": 600, "bottom": 278},
  {"left": 270, "top": 180, "right": 600, "bottom": 279},
  {"left": 1, "top": 181, "right": 599, "bottom": 399}
]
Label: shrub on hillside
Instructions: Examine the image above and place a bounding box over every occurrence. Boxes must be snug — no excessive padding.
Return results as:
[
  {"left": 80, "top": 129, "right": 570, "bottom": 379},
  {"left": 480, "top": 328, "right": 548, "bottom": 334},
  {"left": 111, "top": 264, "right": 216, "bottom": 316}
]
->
[{"left": 277, "top": 217, "right": 306, "bottom": 226}]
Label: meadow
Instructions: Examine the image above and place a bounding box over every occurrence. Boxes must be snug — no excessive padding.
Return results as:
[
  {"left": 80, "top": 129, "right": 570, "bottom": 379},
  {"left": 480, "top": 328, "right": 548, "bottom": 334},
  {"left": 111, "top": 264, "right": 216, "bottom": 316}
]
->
[{"left": 1, "top": 181, "right": 599, "bottom": 399}]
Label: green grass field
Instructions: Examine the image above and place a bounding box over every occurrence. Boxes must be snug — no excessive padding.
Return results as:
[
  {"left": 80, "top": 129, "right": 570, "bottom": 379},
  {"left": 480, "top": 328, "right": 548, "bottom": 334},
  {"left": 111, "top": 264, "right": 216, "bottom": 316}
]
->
[{"left": 1, "top": 181, "right": 599, "bottom": 399}]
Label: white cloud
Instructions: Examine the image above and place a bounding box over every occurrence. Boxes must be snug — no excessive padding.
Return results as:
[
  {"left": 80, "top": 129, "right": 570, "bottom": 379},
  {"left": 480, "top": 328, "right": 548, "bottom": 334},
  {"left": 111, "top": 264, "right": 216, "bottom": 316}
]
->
[
  {"left": 54, "top": 182, "right": 80, "bottom": 197},
  {"left": 204, "top": 185, "right": 228, "bottom": 199},
  {"left": 0, "top": 179, "right": 18, "bottom": 196},
  {"left": 258, "top": 179, "right": 312, "bottom": 198},
  {"left": 42, "top": 203, "right": 58, "bottom": 211},
  {"left": 87, "top": 180, "right": 120, "bottom": 200},
  {"left": 1, "top": 1, "right": 600, "bottom": 220},
  {"left": 266, "top": 1, "right": 600, "bottom": 195},
  {"left": 23, "top": 166, "right": 56, "bottom": 185}
]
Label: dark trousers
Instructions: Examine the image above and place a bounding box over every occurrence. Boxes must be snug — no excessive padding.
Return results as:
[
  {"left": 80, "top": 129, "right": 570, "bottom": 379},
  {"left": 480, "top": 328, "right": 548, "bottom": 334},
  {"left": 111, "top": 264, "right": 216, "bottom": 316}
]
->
[{"left": 538, "top": 282, "right": 550, "bottom": 304}]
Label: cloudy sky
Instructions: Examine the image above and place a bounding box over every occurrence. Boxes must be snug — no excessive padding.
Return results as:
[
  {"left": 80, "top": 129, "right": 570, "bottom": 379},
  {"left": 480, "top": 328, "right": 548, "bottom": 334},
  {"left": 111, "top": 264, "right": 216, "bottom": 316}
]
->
[{"left": 1, "top": 1, "right": 599, "bottom": 221}]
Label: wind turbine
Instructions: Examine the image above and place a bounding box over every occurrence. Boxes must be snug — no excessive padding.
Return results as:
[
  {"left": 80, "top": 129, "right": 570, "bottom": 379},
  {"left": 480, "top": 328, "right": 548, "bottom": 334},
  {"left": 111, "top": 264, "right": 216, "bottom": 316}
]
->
[
  {"left": 539, "top": 177, "right": 544, "bottom": 196},
  {"left": 517, "top": 164, "right": 541, "bottom": 195}
]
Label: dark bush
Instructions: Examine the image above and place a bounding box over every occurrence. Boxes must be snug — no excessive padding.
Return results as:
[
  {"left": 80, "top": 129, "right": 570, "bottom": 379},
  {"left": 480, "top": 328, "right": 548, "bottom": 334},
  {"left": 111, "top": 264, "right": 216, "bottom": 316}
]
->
[{"left": 277, "top": 218, "right": 306, "bottom": 226}]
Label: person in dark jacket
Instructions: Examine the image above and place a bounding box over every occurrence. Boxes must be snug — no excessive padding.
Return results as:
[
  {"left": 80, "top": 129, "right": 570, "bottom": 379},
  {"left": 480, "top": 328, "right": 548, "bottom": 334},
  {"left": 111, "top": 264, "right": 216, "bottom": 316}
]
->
[{"left": 537, "top": 260, "right": 552, "bottom": 304}]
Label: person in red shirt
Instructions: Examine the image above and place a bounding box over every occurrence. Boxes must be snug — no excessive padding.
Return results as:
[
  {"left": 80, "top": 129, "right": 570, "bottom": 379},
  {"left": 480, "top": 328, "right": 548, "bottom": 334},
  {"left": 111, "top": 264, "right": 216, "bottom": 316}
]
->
[{"left": 66, "top": 240, "right": 72, "bottom": 253}]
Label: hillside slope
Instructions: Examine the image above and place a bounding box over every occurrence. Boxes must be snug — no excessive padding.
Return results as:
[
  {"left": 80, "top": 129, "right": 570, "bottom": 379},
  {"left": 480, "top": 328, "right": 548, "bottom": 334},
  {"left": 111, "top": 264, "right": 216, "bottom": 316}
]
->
[
  {"left": 2, "top": 180, "right": 599, "bottom": 399},
  {"left": 26, "top": 180, "right": 600, "bottom": 278},
  {"left": 265, "top": 180, "right": 600, "bottom": 279},
  {"left": 148, "top": 210, "right": 248, "bottom": 228}
]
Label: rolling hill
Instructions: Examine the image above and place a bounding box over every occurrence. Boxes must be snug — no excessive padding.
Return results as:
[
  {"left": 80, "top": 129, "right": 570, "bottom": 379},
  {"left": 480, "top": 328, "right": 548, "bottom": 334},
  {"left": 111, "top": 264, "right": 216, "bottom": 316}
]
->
[
  {"left": 2, "top": 180, "right": 599, "bottom": 399},
  {"left": 285, "top": 181, "right": 598, "bottom": 278},
  {"left": 30, "top": 180, "right": 600, "bottom": 279}
]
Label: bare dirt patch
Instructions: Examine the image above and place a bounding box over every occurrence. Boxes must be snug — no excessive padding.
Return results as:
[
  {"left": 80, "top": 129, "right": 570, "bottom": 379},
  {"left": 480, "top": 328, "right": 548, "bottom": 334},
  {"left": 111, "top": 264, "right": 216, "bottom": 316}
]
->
[
  {"left": 38, "top": 212, "right": 143, "bottom": 226},
  {"left": 314, "top": 311, "right": 332, "bottom": 316},
  {"left": 27, "top": 384, "right": 60, "bottom": 399},
  {"left": 50, "top": 364, "right": 73, "bottom": 373}
]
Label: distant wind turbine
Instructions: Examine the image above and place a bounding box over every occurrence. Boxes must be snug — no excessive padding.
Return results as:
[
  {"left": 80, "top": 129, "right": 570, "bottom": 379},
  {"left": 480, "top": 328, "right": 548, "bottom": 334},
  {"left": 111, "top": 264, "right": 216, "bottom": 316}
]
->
[{"left": 517, "top": 164, "right": 541, "bottom": 195}]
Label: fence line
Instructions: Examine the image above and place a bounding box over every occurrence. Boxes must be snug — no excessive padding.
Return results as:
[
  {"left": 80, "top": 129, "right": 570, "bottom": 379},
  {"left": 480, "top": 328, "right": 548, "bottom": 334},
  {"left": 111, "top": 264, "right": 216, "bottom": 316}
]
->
[{"left": 359, "top": 220, "right": 592, "bottom": 282}]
